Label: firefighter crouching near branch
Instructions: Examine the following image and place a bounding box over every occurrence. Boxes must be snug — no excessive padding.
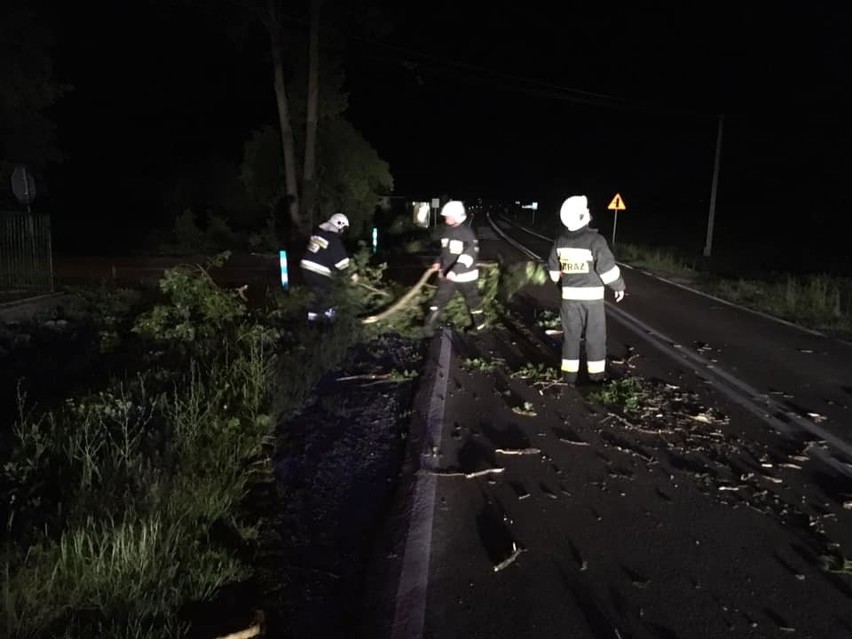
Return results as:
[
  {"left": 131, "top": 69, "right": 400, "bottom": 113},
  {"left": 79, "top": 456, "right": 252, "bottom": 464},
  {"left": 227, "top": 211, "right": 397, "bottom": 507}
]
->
[
  {"left": 423, "top": 200, "right": 487, "bottom": 338},
  {"left": 299, "top": 213, "right": 357, "bottom": 323},
  {"left": 548, "top": 195, "right": 626, "bottom": 383}
]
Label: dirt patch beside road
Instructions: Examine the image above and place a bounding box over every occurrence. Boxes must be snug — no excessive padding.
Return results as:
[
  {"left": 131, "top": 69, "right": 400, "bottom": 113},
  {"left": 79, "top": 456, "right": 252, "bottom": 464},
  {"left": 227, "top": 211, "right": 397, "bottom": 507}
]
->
[{"left": 243, "top": 333, "right": 426, "bottom": 638}]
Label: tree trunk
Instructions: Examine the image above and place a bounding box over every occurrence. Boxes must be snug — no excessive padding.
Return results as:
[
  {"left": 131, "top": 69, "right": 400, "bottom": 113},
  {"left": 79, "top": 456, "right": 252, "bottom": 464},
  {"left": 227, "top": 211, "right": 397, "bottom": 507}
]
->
[
  {"left": 266, "top": 0, "right": 303, "bottom": 235},
  {"left": 301, "top": 0, "right": 322, "bottom": 230}
]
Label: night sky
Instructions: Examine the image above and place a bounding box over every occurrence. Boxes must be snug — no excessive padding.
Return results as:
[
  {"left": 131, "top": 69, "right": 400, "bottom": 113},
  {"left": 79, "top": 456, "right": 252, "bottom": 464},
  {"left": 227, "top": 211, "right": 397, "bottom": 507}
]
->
[{"left": 27, "top": 1, "right": 852, "bottom": 269}]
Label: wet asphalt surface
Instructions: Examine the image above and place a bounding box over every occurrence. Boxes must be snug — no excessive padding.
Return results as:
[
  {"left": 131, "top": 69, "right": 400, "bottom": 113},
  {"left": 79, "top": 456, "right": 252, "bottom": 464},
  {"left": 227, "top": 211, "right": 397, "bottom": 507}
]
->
[
  {"left": 361, "top": 220, "right": 852, "bottom": 639},
  {"left": 415, "top": 323, "right": 852, "bottom": 638}
]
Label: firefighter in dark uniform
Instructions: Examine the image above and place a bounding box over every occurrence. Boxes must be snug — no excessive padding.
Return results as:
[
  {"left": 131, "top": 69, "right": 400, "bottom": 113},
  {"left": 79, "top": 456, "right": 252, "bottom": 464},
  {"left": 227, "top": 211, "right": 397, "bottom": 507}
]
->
[
  {"left": 547, "top": 195, "right": 626, "bottom": 383},
  {"left": 423, "top": 200, "right": 486, "bottom": 337},
  {"left": 299, "top": 213, "right": 356, "bottom": 322}
]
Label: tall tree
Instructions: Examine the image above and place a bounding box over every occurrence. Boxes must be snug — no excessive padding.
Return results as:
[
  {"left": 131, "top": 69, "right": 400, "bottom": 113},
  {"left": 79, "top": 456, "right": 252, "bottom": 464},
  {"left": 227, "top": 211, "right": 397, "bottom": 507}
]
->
[
  {"left": 300, "top": 0, "right": 323, "bottom": 230},
  {"left": 315, "top": 118, "right": 392, "bottom": 235},
  {"left": 164, "top": 0, "right": 390, "bottom": 240},
  {"left": 264, "top": 0, "right": 304, "bottom": 235},
  {"left": 240, "top": 118, "right": 392, "bottom": 236}
]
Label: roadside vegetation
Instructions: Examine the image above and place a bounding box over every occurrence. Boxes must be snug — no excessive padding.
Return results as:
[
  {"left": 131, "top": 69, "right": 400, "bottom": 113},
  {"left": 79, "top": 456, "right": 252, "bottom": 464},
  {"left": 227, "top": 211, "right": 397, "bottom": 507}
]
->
[
  {"left": 617, "top": 243, "right": 852, "bottom": 340},
  {"left": 0, "top": 253, "right": 374, "bottom": 638}
]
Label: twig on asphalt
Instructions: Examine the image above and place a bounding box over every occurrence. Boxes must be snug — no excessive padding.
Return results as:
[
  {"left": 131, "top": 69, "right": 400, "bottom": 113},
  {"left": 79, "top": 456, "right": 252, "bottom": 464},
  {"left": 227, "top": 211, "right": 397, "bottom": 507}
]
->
[
  {"left": 558, "top": 438, "right": 590, "bottom": 446},
  {"left": 493, "top": 544, "right": 525, "bottom": 572},
  {"left": 495, "top": 448, "right": 541, "bottom": 456},
  {"left": 534, "top": 380, "right": 570, "bottom": 391},
  {"left": 430, "top": 467, "right": 505, "bottom": 479},
  {"left": 336, "top": 373, "right": 391, "bottom": 382},
  {"left": 604, "top": 411, "right": 642, "bottom": 430}
]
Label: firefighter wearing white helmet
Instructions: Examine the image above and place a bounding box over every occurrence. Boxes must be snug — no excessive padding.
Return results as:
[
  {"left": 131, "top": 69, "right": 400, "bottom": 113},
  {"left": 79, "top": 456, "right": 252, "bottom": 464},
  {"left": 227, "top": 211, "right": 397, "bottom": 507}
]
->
[
  {"left": 423, "top": 200, "right": 486, "bottom": 337},
  {"left": 547, "top": 195, "right": 626, "bottom": 383},
  {"left": 299, "top": 212, "right": 356, "bottom": 323}
]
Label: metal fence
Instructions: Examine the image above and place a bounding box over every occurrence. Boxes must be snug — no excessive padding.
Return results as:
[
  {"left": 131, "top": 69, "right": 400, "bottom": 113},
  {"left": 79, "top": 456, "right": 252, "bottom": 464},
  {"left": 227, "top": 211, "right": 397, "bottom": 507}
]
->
[{"left": 0, "top": 212, "right": 54, "bottom": 292}]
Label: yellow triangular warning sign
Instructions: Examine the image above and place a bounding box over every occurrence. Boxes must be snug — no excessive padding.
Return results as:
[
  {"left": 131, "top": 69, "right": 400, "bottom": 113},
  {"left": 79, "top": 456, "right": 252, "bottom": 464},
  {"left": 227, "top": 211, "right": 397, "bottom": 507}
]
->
[{"left": 607, "top": 193, "right": 626, "bottom": 211}]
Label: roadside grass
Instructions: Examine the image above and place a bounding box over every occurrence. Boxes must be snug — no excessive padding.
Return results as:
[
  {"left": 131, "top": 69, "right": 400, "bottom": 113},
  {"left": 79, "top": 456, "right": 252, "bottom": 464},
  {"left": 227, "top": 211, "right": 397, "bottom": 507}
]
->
[
  {"left": 1, "top": 252, "right": 371, "bottom": 638},
  {"left": 618, "top": 244, "right": 852, "bottom": 340},
  {"left": 617, "top": 243, "right": 700, "bottom": 278},
  {"left": 703, "top": 274, "right": 852, "bottom": 338}
]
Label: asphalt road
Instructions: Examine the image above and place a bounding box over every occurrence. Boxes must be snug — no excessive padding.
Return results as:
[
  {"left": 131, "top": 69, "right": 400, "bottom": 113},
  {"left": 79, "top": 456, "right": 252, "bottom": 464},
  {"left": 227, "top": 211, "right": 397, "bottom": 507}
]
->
[
  {"left": 372, "top": 214, "right": 852, "bottom": 639},
  {"left": 495, "top": 216, "right": 852, "bottom": 453}
]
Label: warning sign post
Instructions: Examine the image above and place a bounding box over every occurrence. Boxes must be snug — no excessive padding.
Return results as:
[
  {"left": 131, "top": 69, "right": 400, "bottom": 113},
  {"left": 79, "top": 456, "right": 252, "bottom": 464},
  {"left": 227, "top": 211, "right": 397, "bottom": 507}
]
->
[{"left": 607, "top": 193, "right": 626, "bottom": 245}]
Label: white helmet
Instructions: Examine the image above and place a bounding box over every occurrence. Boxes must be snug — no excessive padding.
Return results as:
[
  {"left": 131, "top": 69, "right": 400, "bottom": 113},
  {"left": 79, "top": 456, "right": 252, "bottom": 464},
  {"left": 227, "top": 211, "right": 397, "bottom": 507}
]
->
[
  {"left": 440, "top": 200, "right": 466, "bottom": 223},
  {"left": 560, "top": 195, "right": 591, "bottom": 231},
  {"left": 327, "top": 213, "right": 350, "bottom": 232}
]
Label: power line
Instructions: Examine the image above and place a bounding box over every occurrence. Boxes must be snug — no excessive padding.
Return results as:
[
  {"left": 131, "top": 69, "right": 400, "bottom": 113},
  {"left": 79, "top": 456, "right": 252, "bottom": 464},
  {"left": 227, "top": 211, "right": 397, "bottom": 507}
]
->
[
  {"left": 276, "top": 11, "right": 711, "bottom": 117},
  {"left": 350, "top": 34, "right": 622, "bottom": 103},
  {"left": 345, "top": 35, "right": 712, "bottom": 118},
  {"left": 355, "top": 50, "right": 706, "bottom": 117}
]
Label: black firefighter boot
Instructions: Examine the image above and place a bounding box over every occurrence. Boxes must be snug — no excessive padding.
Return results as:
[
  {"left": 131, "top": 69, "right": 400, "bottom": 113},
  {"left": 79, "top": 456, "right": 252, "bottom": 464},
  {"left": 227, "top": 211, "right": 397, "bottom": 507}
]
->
[{"left": 422, "top": 310, "right": 440, "bottom": 338}]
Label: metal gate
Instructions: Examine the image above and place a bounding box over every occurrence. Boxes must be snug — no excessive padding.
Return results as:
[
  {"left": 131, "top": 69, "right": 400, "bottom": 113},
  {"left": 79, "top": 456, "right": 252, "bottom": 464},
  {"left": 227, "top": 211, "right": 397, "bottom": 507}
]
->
[{"left": 0, "top": 212, "right": 54, "bottom": 292}]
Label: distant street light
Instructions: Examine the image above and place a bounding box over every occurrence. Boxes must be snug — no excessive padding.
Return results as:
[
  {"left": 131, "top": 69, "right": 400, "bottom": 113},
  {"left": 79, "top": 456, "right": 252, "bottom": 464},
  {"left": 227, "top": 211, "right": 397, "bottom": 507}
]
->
[{"left": 704, "top": 114, "right": 724, "bottom": 257}]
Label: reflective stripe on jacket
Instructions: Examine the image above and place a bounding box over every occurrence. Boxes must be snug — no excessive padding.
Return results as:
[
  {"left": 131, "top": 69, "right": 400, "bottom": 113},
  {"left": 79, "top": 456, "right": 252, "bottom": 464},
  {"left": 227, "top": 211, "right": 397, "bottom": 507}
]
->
[
  {"left": 299, "top": 228, "right": 349, "bottom": 278},
  {"left": 437, "top": 224, "right": 480, "bottom": 281},
  {"left": 547, "top": 227, "right": 625, "bottom": 301}
]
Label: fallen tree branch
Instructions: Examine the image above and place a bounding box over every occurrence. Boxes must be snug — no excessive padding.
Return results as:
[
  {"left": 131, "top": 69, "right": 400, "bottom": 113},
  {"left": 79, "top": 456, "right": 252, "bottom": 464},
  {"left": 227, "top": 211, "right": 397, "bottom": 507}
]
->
[
  {"left": 361, "top": 268, "right": 436, "bottom": 324},
  {"left": 357, "top": 281, "right": 391, "bottom": 297}
]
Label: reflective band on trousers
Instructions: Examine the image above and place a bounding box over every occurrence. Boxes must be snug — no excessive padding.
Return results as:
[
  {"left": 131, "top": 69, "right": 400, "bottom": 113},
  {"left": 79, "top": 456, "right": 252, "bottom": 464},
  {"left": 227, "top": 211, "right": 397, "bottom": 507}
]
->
[
  {"left": 561, "top": 359, "right": 580, "bottom": 373},
  {"left": 599, "top": 265, "right": 621, "bottom": 285},
  {"left": 561, "top": 286, "right": 604, "bottom": 300},
  {"left": 587, "top": 359, "right": 606, "bottom": 374},
  {"left": 301, "top": 259, "right": 332, "bottom": 276},
  {"left": 451, "top": 269, "right": 478, "bottom": 282}
]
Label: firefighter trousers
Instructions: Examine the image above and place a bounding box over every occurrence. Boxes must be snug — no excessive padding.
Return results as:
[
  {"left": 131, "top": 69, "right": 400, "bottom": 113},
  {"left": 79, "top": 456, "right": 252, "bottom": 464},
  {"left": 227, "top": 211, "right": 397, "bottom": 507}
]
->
[
  {"left": 302, "top": 270, "right": 335, "bottom": 321},
  {"left": 425, "top": 278, "right": 484, "bottom": 331},
  {"left": 560, "top": 300, "right": 607, "bottom": 382}
]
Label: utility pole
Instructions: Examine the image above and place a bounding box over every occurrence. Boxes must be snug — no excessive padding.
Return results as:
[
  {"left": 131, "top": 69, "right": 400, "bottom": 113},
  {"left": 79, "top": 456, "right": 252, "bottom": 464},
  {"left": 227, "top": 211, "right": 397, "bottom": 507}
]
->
[{"left": 704, "top": 114, "right": 724, "bottom": 257}]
